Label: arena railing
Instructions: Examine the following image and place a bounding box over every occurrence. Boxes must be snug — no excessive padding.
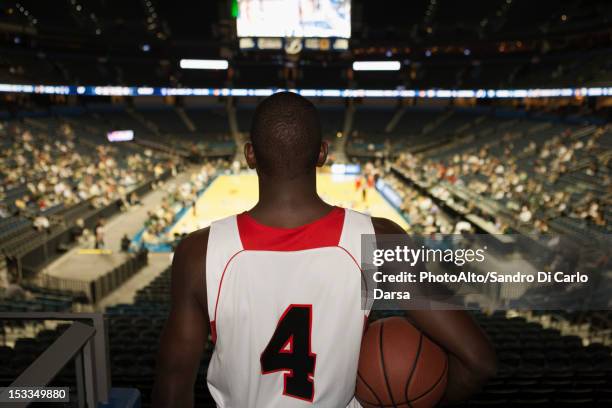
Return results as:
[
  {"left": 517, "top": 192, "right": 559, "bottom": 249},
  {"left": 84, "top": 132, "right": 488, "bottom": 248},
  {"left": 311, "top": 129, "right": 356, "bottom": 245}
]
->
[
  {"left": 33, "top": 273, "right": 90, "bottom": 299},
  {"left": 32, "top": 248, "right": 149, "bottom": 303},
  {"left": 0, "top": 312, "right": 111, "bottom": 408}
]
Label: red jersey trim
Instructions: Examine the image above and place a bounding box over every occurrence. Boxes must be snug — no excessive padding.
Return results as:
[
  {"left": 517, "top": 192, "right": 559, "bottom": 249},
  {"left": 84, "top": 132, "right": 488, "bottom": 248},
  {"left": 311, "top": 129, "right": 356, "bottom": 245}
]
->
[
  {"left": 210, "top": 249, "right": 246, "bottom": 344},
  {"left": 236, "top": 207, "right": 345, "bottom": 251}
]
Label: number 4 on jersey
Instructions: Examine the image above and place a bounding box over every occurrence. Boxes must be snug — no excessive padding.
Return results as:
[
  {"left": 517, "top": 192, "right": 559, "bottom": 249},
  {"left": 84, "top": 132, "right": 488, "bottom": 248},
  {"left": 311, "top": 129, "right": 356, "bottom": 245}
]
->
[{"left": 260, "top": 304, "right": 317, "bottom": 402}]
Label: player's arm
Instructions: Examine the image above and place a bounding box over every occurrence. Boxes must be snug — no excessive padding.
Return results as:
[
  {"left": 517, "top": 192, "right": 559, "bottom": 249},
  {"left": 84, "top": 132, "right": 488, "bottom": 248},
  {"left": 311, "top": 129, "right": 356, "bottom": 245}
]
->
[
  {"left": 152, "top": 228, "right": 210, "bottom": 408},
  {"left": 372, "top": 217, "right": 497, "bottom": 404}
]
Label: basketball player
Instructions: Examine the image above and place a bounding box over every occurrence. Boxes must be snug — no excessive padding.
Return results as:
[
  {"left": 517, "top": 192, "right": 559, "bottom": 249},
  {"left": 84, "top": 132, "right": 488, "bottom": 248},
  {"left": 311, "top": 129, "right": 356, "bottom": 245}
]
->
[
  {"left": 355, "top": 175, "right": 362, "bottom": 192},
  {"left": 366, "top": 173, "right": 375, "bottom": 189},
  {"left": 153, "top": 92, "right": 496, "bottom": 407},
  {"left": 362, "top": 182, "right": 367, "bottom": 203}
]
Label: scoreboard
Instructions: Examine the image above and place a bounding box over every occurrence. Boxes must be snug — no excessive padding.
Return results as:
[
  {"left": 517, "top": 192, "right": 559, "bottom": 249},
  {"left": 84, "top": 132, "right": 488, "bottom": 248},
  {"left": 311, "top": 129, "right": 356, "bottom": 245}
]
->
[{"left": 235, "top": 0, "right": 350, "bottom": 52}]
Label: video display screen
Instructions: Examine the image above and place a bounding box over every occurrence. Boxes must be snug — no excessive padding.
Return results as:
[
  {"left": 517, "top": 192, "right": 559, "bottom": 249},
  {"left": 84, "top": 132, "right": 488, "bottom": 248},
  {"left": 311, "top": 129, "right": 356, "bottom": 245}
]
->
[
  {"left": 107, "top": 130, "right": 134, "bottom": 142},
  {"left": 236, "top": 0, "right": 351, "bottom": 38}
]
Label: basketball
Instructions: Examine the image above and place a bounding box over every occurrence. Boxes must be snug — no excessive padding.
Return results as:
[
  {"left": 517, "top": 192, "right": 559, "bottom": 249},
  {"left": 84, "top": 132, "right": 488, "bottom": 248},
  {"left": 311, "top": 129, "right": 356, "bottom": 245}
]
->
[{"left": 356, "top": 317, "right": 448, "bottom": 408}]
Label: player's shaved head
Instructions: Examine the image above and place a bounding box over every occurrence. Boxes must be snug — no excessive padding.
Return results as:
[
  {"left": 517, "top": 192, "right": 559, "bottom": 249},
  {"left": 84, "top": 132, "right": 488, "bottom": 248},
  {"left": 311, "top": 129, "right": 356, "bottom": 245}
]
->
[{"left": 249, "top": 92, "right": 323, "bottom": 179}]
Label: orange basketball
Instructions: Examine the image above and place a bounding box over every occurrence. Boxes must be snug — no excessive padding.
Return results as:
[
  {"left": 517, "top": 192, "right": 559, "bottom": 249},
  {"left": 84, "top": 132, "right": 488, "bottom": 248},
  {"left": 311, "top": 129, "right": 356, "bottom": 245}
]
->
[{"left": 356, "top": 317, "right": 448, "bottom": 408}]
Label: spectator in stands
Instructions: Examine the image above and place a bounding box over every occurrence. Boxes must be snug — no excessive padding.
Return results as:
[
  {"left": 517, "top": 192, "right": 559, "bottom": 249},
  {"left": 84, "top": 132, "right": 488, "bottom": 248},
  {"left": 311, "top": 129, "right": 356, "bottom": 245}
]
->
[
  {"left": 231, "top": 159, "right": 241, "bottom": 174},
  {"left": 454, "top": 220, "right": 473, "bottom": 234},
  {"left": 519, "top": 206, "right": 532, "bottom": 223},
  {"left": 3, "top": 280, "right": 32, "bottom": 301},
  {"left": 95, "top": 219, "right": 106, "bottom": 249},
  {"left": 118, "top": 185, "right": 130, "bottom": 211},
  {"left": 33, "top": 214, "right": 50, "bottom": 231},
  {"left": 0, "top": 203, "right": 10, "bottom": 218},
  {"left": 121, "top": 234, "right": 131, "bottom": 252},
  {"left": 14, "top": 197, "right": 27, "bottom": 214},
  {"left": 71, "top": 218, "right": 85, "bottom": 241},
  {"left": 128, "top": 192, "right": 141, "bottom": 206},
  {"left": 142, "top": 228, "right": 158, "bottom": 246},
  {"left": 79, "top": 228, "right": 94, "bottom": 248}
]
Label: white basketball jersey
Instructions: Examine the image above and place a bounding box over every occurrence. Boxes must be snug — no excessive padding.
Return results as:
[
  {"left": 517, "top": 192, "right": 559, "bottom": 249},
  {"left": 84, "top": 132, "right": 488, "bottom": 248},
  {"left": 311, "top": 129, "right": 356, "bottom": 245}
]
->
[{"left": 205, "top": 207, "right": 373, "bottom": 408}]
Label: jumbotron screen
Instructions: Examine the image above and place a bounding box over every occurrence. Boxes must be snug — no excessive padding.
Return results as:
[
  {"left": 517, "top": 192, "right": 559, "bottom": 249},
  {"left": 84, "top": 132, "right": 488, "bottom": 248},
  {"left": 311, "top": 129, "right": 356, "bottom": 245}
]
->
[{"left": 236, "top": 0, "right": 351, "bottom": 38}]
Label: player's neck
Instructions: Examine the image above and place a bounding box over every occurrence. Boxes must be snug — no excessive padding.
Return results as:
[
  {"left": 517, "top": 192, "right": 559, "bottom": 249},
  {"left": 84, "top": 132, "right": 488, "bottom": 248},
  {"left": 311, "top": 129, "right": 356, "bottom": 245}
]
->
[{"left": 250, "top": 174, "right": 332, "bottom": 227}]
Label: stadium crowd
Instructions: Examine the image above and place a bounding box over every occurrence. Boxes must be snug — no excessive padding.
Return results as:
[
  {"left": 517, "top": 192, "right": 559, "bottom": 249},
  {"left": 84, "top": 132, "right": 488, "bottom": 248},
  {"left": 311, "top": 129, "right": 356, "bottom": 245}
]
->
[
  {"left": 383, "top": 174, "right": 455, "bottom": 234},
  {"left": 0, "top": 121, "right": 175, "bottom": 228},
  {"left": 393, "top": 123, "right": 611, "bottom": 235},
  {"left": 139, "top": 162, "right": 220, "bottom": 248}
]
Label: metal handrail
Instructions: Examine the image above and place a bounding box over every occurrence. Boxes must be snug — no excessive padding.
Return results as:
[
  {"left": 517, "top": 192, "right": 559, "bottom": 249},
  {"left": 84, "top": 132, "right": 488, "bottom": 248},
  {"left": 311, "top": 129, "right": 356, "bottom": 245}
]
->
[
  {"left": 0, "top": 313, "right": 111, "bottom": 407},
  {"left": 0, "top": 322, "right": 94, "bottom": 407}
]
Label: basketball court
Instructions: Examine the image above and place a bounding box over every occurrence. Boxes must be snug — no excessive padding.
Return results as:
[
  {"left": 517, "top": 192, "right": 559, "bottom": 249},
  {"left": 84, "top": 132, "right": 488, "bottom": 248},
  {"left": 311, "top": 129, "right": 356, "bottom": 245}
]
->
[{"left": 168, "top": 171, "right": 409, "bottom": 237}]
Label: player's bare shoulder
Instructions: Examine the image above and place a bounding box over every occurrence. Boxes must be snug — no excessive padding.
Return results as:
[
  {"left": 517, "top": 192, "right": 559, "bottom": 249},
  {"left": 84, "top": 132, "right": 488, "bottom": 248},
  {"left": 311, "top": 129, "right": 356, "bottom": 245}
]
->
[
  {"left": 174, "top": 227, "right": 210, "bottom": 257},
  {"left": 371, "top": 216, "right": 406, "bottom": 235},
  {"left": 171, "top": 227, "right": 210, "bottom": 308}
]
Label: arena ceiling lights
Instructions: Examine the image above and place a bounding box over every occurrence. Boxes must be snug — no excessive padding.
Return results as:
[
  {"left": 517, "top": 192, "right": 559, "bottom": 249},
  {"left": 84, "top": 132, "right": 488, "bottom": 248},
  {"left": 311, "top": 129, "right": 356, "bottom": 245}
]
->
[
  {"left": 179, "top": 59, "right": 229, "bottom": 70},
  {"left": 0, "top": 83, "right": 611, "bottom": 99},
  {"left": 352, "top": 61, "right": 401, "bottom": 71}
]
